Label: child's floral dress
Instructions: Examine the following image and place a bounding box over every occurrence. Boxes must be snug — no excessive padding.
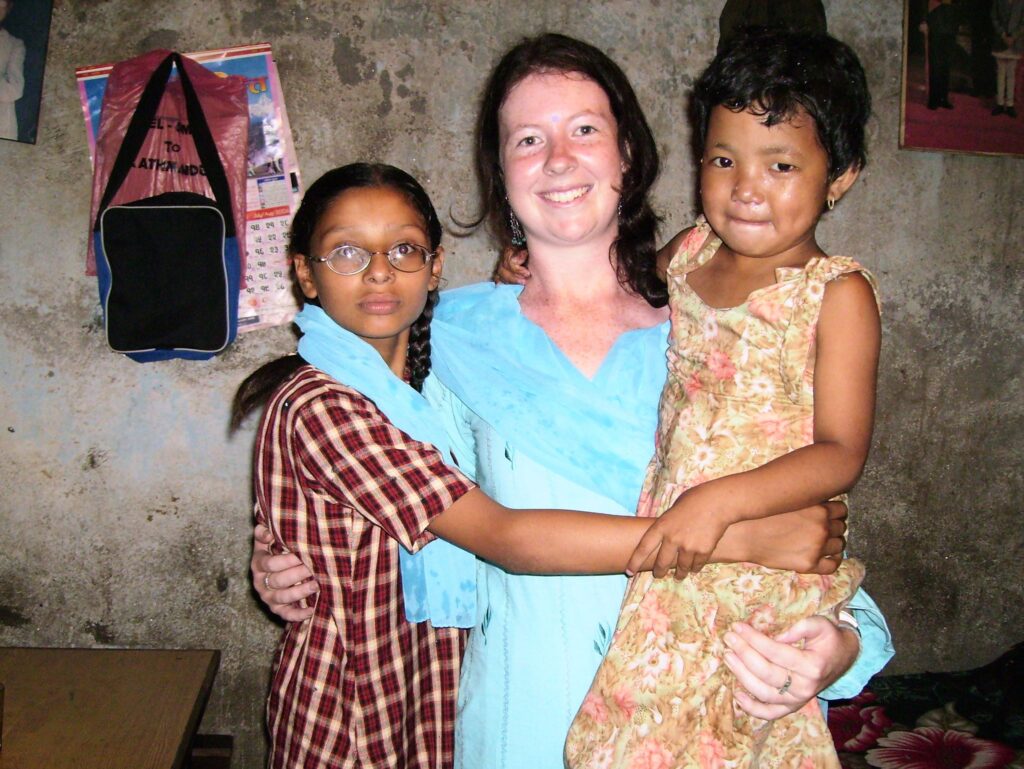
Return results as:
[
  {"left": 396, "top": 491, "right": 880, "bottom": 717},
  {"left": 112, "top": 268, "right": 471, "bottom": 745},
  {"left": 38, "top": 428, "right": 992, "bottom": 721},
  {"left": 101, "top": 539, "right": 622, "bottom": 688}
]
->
[{"left": 565, "top": 219, "right": 877, "bottom": 769}]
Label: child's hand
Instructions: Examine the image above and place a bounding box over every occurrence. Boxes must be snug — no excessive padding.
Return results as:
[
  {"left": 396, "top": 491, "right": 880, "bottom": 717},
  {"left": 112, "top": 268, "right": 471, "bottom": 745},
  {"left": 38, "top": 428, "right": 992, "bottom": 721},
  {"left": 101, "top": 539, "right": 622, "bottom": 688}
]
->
[
  {"left": 492, "top": 246, "right": 531, "bottom": 284},
  {"left": 627, "top": 487, "right": 734, "bottom": 578}
]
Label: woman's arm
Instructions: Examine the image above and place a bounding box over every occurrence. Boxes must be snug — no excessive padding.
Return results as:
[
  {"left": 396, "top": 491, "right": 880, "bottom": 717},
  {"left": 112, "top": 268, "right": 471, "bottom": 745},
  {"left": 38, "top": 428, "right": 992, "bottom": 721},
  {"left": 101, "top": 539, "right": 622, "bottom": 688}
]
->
[
  {"left": 820, "top": 588, "right": 895, "bottom": 700},
  {"left": 629, "top": 272, "right": 881, "bottom": 575}
]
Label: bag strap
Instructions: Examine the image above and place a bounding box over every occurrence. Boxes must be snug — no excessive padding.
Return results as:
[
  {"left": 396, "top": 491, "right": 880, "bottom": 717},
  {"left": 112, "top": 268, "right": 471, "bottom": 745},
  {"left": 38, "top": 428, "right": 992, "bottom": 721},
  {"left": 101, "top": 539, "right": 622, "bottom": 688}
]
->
[{"left": 94, "top": 53, "right": 236, "bottom": 236}]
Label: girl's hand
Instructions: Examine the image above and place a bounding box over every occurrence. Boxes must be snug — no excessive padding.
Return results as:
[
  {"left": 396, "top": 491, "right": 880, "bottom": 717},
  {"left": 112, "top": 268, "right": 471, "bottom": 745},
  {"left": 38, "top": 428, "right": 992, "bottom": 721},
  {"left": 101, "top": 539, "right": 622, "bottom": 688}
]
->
[
  {"left": 723, "top": 617, "right": 860, "bottom": 719},
  {"left": 252, "top": 523, "right": 319, "bottom": 621},
  {"left": 628, "top": 488, "right": 734, "bottom": 578},
  {"left": 491, "top": 246, "right": 531, "bottom": 284}
]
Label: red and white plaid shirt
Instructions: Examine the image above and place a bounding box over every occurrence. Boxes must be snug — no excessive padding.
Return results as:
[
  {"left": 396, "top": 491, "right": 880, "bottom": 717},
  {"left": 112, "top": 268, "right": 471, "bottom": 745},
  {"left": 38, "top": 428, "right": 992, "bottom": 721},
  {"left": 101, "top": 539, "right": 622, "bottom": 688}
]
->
[{"left": 255, "top": 366, "right": 475, "bottom": 768}]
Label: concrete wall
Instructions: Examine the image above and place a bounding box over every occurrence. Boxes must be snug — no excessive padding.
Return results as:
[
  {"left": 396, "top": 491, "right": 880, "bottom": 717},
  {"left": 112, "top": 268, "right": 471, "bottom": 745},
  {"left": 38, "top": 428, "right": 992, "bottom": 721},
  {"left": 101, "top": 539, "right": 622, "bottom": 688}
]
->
[{"left": 1, "top": 1, "right": 1020, "bottom": 765}]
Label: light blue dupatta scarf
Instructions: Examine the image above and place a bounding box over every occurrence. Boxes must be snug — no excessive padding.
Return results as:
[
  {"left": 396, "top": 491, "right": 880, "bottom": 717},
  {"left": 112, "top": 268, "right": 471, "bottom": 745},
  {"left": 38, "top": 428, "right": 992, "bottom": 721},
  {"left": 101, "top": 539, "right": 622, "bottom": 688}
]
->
[
  {"left": 430, "top": 283, "right": 669, "bottom": 512},
  {"left": 295, "top": 304, "right": 476, "bottom": 628}
]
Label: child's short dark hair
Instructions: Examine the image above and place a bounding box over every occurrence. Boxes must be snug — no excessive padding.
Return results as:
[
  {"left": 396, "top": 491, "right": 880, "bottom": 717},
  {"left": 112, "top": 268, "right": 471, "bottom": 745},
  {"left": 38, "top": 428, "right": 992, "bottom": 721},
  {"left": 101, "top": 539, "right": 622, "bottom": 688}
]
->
[{"left": 694, "top": 26, "right": 871, "bottom": 180}]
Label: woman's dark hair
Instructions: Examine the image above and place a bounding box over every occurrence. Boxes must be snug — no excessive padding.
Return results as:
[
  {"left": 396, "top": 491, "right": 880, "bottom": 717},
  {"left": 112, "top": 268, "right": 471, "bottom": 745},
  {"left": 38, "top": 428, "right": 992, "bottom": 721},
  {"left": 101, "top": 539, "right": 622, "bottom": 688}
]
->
[
  {"left": 230, "top": 163, "right": 442, "bottom": 430},
  {"left": 474, "top": 33, "right": 665, "bottom": 307},
  {"left": 694, "top": 26, "right": 871, "bottom": 181}
]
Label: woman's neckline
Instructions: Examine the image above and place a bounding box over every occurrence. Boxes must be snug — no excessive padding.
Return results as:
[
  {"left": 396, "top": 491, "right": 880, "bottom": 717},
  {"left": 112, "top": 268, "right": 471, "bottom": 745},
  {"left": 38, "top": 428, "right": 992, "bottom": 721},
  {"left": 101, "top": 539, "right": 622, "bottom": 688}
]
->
[{"left": 505, "top": 283, "right": 668, "bottom": 382}]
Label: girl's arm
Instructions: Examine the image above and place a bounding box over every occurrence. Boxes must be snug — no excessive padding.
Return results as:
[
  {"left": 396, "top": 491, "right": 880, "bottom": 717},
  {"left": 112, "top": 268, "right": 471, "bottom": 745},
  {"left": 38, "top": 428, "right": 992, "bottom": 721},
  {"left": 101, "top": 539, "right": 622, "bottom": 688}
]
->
[
  {"left": 629, "top": 272, "right": 881, "bottom": 576},
  {"left": 251, "top": 500, "right": 847, "bottom": 619},
  {"left": 427, "top": 488, "right": 846, "bottom": 576},
  {"left": 655, "top": 228, "right": 691, "bottom": 282},
  {"left": 492, "top": 246, "right": 531, "bottom": 284}
]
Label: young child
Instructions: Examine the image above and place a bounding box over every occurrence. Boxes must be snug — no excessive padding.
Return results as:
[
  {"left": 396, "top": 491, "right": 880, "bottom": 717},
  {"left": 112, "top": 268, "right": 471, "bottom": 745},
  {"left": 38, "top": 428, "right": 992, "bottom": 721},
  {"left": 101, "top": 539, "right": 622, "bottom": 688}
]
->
[
  {"left": 565, "top": 28, "right": 880, "bottom": 769},
  {"left": 232, "top": 163, "right": 837, "bottom": 769}
]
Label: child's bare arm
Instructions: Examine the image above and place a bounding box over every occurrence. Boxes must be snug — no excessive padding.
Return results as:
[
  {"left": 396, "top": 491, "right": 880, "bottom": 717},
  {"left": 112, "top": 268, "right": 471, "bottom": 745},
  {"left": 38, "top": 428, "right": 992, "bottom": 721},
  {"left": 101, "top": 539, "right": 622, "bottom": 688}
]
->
[
  {"left": 427, "top": 488, "right": 846, "bottom": 576},
  {"left": 656, "top": 228, "right": 692, "bottom": 282},
  {"left": 629, "top": 272, "right": 880, "bottom": 576},
  {"left": 492, "top": 246, "right": 531, "bottom": 284}
]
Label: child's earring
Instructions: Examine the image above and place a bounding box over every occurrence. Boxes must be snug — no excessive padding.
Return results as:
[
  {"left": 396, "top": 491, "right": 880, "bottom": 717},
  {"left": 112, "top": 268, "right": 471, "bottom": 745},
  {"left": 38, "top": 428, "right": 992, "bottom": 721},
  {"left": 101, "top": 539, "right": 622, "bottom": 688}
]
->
[{"left": 827, "top": 197, "right": 835, "bottom": 211}]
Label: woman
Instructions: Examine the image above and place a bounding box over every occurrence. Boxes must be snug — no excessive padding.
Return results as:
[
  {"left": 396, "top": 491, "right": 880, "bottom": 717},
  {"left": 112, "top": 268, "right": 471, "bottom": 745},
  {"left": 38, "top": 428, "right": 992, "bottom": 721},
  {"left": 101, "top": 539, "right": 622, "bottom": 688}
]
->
[{"left": 254, "top": 33, "right": 893, "bottom": 769}]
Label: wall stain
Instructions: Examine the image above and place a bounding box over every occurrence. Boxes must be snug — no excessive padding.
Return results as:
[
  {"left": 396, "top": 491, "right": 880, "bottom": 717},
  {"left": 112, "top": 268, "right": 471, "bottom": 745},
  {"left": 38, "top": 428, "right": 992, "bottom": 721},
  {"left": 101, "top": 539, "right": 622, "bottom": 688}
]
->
[
  {"left": 333, "top": 34, "right": 371, "bottom": 86},
  {"left": 378, "top": 70, "right": 393, "bottom": 117},
  {"left": 0, "top": 605, "right": 30, "bottom": 628},
  {"left": 83, "top": 448, "right": 108, "bottom": 471},
  {"left": 84, "top": 621, "right": 117, "bottom": 645},
  {"left": 136, "top": 29, "right": 179, "bottom": 53}
]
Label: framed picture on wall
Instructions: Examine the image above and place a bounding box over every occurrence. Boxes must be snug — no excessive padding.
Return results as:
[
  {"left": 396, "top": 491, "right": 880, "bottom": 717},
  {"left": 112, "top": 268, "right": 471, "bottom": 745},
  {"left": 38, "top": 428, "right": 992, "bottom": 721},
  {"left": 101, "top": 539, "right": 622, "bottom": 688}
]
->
[
  {"left": 1, "top": 0, "right": 54, "bottom": 144},
  {"left": 901, "top": 0, "right": 1024, "bottom": 158}
]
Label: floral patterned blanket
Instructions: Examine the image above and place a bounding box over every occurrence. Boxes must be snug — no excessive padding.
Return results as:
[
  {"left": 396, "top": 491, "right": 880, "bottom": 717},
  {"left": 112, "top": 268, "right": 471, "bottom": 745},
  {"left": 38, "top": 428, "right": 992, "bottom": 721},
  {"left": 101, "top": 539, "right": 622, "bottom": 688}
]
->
[{"left": 828, "top": 643, "right": 1023, "bottom": 768}]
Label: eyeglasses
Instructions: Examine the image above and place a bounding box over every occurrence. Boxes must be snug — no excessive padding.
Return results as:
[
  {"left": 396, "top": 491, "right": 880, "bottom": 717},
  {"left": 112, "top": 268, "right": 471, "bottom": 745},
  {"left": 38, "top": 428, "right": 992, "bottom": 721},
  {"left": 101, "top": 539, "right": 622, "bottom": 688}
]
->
[{"left": 308, "top": 243, "right": 435, "bottom": 276}]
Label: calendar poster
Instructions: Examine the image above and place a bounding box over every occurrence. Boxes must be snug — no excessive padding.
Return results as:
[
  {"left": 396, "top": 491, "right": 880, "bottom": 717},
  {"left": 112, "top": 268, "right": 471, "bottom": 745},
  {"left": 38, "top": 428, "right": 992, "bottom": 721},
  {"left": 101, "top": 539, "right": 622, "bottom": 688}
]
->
[{"left": 76, "top": 43, "right": 302, "bottom": 332}]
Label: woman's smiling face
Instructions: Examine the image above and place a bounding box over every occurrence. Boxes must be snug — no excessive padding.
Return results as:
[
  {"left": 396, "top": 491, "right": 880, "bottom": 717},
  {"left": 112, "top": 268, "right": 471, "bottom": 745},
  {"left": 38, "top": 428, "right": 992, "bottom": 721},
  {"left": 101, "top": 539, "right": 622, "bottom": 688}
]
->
[{"left": 498, "top": 71, "right": 624, "bottom": 250}]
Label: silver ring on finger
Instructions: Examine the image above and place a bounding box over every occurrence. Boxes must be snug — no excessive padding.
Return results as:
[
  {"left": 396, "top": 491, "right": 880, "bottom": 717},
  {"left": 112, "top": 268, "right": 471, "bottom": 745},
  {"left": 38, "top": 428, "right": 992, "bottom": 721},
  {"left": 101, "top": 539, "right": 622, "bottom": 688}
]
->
[
  {"left": 777, "top": 671, "right": 793, "bottom": 696},
  {"left": 264, "top": 573, "right": 272, "bottom": 591}
]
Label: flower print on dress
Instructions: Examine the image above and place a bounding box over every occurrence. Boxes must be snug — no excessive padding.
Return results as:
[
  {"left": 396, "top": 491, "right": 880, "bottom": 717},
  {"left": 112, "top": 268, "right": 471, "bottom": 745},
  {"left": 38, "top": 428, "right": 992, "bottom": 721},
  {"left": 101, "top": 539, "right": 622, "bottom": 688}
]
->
[
  {"left": 589, "top": 745, "right": 615, "bottom": 769},
  {"left": 684, "top": 371, "right": 703, "bottom": 398},
  {"left": 706, "top": 349, "right": 737, "bottom": 381},
  {"left": 627, "top": 739, "right": 675, "bottom": 769},
  {"left": 865, "top": 726, "right": 1016, "bottom": 769},
  {"left": 702, "top": 312, "right": 720, "bottom": 339},
  {"left": 613, "top": 686, "right": 638, "bottom": 720},
  {"left": 734, "top": 572, "right": 765, "bottom": 597},
  {"left": 627, "top": 646, "right": 673, "bottom": 691},
  {"left": 747, "top": 602, "right": 777, "bottom": 633},
  {"left": 637, "top": 589, "right": 672, "bottom": 636},
  {"left": 698, "top": 731, "right": 727, "bottom": 769},
  {"left": 755, "top": 410, "right": 792, "bottom": 443},
  {"left": 580, "top": 691, "right": 611, "bottom": 724},
  {"left": 748, "top": 293, "right": 787, "bottom": 323}
]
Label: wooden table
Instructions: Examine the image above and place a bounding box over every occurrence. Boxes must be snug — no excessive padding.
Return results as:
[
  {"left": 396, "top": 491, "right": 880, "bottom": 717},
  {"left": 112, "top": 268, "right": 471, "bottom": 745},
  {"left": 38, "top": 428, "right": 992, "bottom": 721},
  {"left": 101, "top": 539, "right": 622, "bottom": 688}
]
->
[{"left": 0, "top": 647, "right": 219, "bottom": 769}]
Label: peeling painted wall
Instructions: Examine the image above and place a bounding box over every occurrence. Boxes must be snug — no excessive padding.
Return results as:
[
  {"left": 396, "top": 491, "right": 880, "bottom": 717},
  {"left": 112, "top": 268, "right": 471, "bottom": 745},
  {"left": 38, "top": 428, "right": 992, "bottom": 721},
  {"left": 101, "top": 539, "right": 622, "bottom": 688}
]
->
[{"left": 1, "top": 1, "right": 1021, "bottom": 766}]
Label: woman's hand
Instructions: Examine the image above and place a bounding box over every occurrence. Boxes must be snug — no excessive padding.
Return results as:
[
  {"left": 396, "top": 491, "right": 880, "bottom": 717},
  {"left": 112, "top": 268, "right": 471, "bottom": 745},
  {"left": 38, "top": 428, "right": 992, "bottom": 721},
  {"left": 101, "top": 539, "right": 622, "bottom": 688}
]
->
[
  {"left": 252, "top": 523, "right": 318, "bottom": 621},
  {"left": 723, "top": 617, "right": 860, "bottom": 719},
  {"left": 491, "top": 246, "right": 530, "bottom": 285}
]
